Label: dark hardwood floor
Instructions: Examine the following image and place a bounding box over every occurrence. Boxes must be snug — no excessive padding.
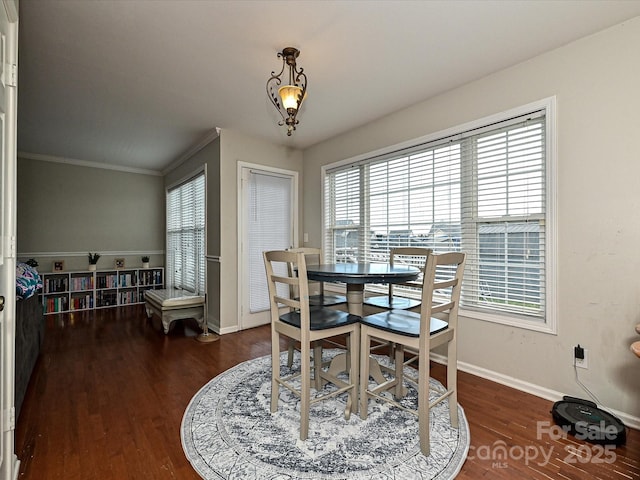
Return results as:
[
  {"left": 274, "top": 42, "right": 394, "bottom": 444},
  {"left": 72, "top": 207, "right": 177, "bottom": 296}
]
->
[{"left": 16, "top": 306, "right": 639, "bottom": 479}]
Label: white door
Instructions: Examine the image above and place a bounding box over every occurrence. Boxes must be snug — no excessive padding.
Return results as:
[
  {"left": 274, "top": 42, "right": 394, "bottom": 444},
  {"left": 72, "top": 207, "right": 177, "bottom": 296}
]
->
[
  {"left": 0, "top": 1, "right": 18, "bottom": 477},
  {"left": 239, "top": 164, "right": 297, "bottom": 330}
]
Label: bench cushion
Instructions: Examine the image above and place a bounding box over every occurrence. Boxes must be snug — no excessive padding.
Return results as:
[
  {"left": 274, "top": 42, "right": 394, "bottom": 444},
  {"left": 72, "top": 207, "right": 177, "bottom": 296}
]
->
[{"left": 145, "top": 289, "right": 204, "bottom": 308}]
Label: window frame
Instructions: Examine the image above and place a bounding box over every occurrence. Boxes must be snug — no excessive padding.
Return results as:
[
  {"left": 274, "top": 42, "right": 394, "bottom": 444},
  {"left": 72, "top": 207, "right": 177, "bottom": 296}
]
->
[
  {"left": 166, "top": 166, "right": 207, "bottom": 295},
  {"left": 321, "top": 97, "right": 557, "bottom": 334}
]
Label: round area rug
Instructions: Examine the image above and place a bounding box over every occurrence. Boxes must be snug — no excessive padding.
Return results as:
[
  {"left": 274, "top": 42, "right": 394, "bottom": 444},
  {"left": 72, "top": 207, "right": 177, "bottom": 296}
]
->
[{"left": 181, "top": 350, "right": 469, "bottom": 479}]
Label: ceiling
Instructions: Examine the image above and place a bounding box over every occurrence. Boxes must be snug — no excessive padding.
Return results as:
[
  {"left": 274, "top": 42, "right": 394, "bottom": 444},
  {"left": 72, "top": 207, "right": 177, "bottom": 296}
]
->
[{"left": 17, "top": 1, "right": 640, "bottom": 174}]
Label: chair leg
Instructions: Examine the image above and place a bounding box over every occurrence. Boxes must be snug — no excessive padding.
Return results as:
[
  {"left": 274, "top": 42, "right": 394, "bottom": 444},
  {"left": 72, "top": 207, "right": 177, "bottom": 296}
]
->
[
  {"left": 348, "top": 326, "right": 360, "bottom": 418},
  {"left": 417, "top": 345, "right": 430, "bottom": 456},
  {"left": 394, "top": 344, "right": 404, "bottom": 400},
  {"left": 447, "top": 337, "right": 459, "bottom": 427},
  {"left": 300, "top": 342, "right": 311, "bottom": 441},
  {"left": 271, "top": 330, "right": 281, "bottom": 413},
  {"left": 313, "top": 343, "right": 323, "bottom": 391},
  {"left": 287, "top": 339, "right": 295, "bottom": 368},
  {"left": 359, "top": 326, "right": 371, "bottom": 420}
]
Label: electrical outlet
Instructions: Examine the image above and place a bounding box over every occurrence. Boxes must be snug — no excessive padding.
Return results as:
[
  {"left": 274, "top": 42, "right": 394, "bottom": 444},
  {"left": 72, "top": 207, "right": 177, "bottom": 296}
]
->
[{"left": 575, "top": 348, "right": 588, "bottom": 369}]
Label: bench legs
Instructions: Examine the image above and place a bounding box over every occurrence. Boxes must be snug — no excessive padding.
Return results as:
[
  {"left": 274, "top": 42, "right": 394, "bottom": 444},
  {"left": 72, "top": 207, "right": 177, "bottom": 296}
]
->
[{"left": 144, "top": 301, "right": 205, "bottom": 334}]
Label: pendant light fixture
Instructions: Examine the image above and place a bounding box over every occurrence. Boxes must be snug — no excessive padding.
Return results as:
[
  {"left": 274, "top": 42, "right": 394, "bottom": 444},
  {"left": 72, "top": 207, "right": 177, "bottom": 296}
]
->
[{"left": 266, "top": 47, "right": 307, "bottom": 136}]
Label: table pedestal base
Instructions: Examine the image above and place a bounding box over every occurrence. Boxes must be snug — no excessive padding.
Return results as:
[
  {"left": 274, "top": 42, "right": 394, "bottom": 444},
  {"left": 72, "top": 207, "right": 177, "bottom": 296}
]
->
[
  {"left": 327, "top": 353, "right": 385, "bottom": 386},
  {"left": 346, "top": 284, "right": 364, "bottom": 317}
]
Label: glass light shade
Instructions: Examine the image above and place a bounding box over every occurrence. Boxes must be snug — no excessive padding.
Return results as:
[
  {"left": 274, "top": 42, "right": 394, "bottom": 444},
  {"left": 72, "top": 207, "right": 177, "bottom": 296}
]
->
[{"left": 278, "top": 85, "right": 302, "bottom": 110}]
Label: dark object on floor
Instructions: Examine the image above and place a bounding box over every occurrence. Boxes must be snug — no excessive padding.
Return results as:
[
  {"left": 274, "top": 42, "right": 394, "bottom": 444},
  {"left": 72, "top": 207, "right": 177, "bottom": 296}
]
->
[
  {"left": 15, "top": 294, "right": 45, "bottom": 420},
  {"left": 552, "top": 396, "right": 626, "bottom": 446}
]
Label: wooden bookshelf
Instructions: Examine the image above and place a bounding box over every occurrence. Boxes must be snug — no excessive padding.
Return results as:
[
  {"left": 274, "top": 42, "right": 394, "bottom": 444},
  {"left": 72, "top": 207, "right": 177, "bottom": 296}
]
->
[{"left": 40, "top": 267, "right": 164, "bottom": 314}]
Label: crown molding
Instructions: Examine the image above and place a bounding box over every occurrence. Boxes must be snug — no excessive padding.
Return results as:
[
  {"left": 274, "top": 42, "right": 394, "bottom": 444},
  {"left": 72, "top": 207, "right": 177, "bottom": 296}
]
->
[
  {"left": 18, "top": 151, "right": 164, "bottom": 176},
  {"left": 162, "top": 128, "right": 220, "bottom": 176},
  {"left": 18, "top": 128, "right": 220, "bottom": 177}
]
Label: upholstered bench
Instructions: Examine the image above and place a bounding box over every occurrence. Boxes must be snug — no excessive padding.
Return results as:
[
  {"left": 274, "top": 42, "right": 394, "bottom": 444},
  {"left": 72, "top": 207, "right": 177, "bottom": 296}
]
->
[{"left": 144, "top": 289, "right": 205, "bottom": 334}]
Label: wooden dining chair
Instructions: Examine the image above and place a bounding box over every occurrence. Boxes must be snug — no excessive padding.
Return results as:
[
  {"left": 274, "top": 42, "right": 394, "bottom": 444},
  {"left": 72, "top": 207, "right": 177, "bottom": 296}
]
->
[
  {"left": 359, "top": 251, "right": 466, "bottom": 456},
  {"left": 263, "top": 250, "right": 360, "bottom": 441},
  {"left": 287, "top": 247, "right": 347, "bottom": 307},
  {"left": 285, "top": 247, "right": 347, "bottom": 367},
  {"left": 632, "top": 324, "right": 640, "bottom": 358},
  {"left": 363, "top": 247, "right": 432, "bottom": 310}
]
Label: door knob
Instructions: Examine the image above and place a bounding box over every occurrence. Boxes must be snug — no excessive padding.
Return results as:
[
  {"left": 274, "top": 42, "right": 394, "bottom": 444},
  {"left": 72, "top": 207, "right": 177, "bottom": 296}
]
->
[{"left": 0, "top": 295, "right": 4, "bottom": 311}]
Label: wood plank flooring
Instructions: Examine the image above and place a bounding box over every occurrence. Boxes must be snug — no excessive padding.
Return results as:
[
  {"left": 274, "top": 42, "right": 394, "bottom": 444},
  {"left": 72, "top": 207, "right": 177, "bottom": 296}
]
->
[{"left": 16, "top": 305, "right": 639, "bottom": 479}]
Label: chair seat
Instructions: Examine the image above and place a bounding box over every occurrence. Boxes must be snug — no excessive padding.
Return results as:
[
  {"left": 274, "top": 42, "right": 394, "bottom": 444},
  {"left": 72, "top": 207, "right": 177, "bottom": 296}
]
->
[
  {"left": 361, "top": 309, "right": 448, "bottom": 337},
  {"left": 280, "top": 306, "right": 360, "bottom": 330},
  {"left": 309, "top": 294, "right": 347, "bottom": 307},
  {"left": 363, "top": 295, "right": 421, "bottom": 310}
]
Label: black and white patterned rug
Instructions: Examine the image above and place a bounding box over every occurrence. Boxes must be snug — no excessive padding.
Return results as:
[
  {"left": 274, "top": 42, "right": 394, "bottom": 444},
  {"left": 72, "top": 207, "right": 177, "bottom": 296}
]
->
[{"left": 181, "top": 350, "right": 469, "bottom": 479}]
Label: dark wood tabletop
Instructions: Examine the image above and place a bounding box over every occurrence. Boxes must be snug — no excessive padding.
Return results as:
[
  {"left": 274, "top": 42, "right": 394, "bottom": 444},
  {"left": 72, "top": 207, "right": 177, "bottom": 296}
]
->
[{"left": 306, "top": 263, "right": 420, "bottom": 284}]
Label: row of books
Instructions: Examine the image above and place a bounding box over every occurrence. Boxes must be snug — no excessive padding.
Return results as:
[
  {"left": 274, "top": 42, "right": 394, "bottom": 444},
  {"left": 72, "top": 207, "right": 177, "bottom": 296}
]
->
[
  {"left": 95, "top": 272, "right": 163, "bottom": 288},
  {"left": 44, "top": 277, "right": 69, "bottom": 293},
  {"left": 119, "top": 273, "right": 136, "bottom": 287},
  {"left": 70, "top": 294, "right": 94, "bottom": 310},
  {"left": 45, "top": 296, "right": 69, "bottom": 313},
  {"left": 70, "top": 276, "right": 94, "bottom": 291},
  {"left": 96, "top": 291, "right": 118, "bottom": 307},
  {"left": 45, "top": 270, "right": 163, "bottom": 290},
  {"left": 138, "top": 270, "right": 163, "bottom": 286},
  {"left": 119, "top": 290, "right": 139, "bottom": 304},
  {"left": 44, "top": 287, "right": 165, "bottom": 313},
  {"left": 96, "top": 274, "right": 118, "bottom": 289}
]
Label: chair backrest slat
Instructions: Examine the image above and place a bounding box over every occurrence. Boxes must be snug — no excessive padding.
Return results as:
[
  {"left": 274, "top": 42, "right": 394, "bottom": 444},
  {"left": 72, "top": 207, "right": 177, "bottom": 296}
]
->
[
  {"left": 433, "top": 278, "right": 458, "bottom": 290},
  {"left": 420, "top": 252, "right": 466, "bottom": 339},
  {"left": 431, "top": 301, "right": 454, "bottom": 314},
  {"left": 270, "top": 274, "right": 299, "bottom": 286},
  {"left": 264, "top": 250, "right": 311, "bottom": 330},
  {"left": 287, "top": 247, "right": 324, "bottom": 296},
  {"left": 389, "top": 247, "right": 432, "bottom": 298},
  {"left": 274, "top": 295, "right": 299, "bottom": 309}
]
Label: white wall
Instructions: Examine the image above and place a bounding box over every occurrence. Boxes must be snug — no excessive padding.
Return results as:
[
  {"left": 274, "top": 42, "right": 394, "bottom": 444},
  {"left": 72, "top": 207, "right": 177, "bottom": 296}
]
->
[
  {"left": 218, "top": 129, "right": 304, "bottom": 333},
  {"left": 17, "top": 157, "right": 165, "bottom": 271},
  {"left": 164, "top": 138, "right": 221, "bottom": 331},
  {"left": 302, "top": 17, "right": 640, "bottom": 423}
]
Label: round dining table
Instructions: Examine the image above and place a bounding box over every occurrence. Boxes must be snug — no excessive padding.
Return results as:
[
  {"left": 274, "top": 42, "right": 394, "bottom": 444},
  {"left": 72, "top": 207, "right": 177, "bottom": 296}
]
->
[
  {"left": 306, "top": 263, "right": 420, "bottom": 317},
  {"left": 306, "top": 262, "right": 421, "bottom": 394}
]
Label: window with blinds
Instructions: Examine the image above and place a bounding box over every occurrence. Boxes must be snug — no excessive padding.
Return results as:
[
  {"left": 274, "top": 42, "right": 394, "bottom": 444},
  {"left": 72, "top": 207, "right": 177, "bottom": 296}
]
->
[
  {"left": 324, "top": 106, "right": 552, "bottom": 326},
  {"left": 166, "top": 171, "right": 206, "bottom": 294}
]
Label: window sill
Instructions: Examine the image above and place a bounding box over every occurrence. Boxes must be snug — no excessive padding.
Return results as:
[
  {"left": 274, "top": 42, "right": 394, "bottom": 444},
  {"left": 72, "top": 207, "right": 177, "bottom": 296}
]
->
[{"left": 459, "top": 308, "right": 557, "bottom": 335}]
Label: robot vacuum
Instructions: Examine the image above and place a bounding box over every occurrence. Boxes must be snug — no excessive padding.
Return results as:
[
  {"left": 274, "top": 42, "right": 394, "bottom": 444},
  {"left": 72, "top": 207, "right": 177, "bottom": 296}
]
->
[{"left": 551, "top": 396, "right": 626, "bottom": 446}]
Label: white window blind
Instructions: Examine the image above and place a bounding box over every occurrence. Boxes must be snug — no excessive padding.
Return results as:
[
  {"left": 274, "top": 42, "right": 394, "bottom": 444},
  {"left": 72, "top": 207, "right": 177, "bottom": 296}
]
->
[
  {"left": 166, "top": 172, "right": 206, "bottom": 294},
  {"left": 247, "top": 170, "right": 292, "bottom": 313},
  {"left": 324, "top": 109, "right": 548, "bottom": 323}
]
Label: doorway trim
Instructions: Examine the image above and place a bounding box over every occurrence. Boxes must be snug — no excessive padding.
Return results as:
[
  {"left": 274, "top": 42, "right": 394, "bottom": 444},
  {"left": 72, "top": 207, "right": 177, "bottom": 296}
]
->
[{"left": 237, "top": 161, "right": 298, "bottom": 330}]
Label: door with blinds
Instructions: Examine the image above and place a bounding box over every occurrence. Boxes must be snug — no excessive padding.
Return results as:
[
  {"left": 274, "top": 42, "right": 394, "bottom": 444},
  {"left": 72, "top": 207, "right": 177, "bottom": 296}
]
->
[{"left": 239, "top": 165, "right": 297, "bottom": 330}]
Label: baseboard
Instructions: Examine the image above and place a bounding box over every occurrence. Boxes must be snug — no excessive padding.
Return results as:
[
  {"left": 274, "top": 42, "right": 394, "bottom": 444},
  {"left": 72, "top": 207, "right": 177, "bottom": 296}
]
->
[
  {"left": 215, "top": 325, "right": 239, "bottom": 336},
  {"left": 430, "top": 352, "right": 640, "bottom": 430},
  {"left": 12, "top": 456, "right": 20, "bottom": 480}
]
